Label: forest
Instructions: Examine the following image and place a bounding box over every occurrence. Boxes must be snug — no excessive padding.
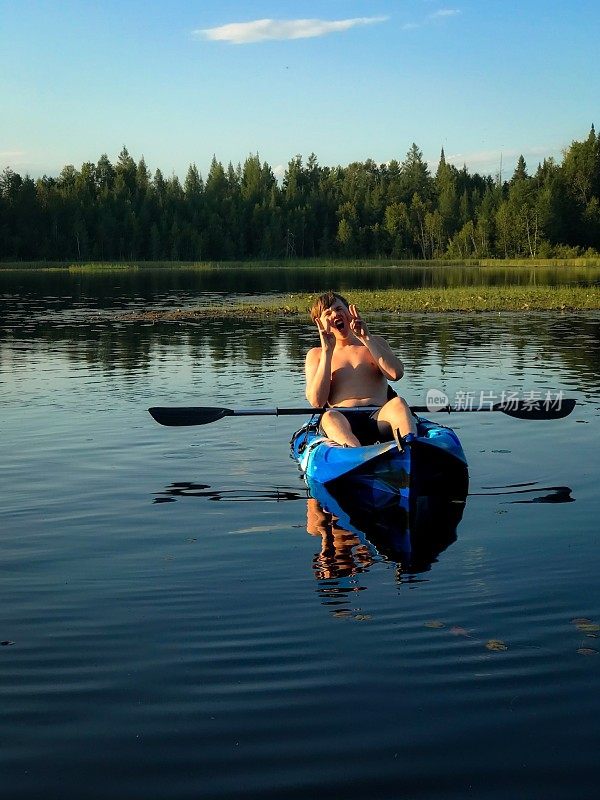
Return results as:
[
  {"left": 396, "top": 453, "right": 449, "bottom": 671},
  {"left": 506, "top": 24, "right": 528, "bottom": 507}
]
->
[{"left": 1, "top": 127, "right": 599, "bottom": 262}]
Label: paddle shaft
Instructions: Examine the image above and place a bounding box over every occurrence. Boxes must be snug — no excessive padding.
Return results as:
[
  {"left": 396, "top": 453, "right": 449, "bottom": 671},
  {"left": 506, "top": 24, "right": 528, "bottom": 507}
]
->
[
  {"left": 149, "top": 399, "right": 575, "bottom": 426},
  {"left": 152, "top": 405, "right": 554, "bottom": 415}
]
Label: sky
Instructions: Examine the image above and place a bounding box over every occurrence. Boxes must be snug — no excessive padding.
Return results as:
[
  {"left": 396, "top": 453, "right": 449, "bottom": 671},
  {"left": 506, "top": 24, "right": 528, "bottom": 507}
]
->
[{"left": 1, "top": 0, "right": 598, "bottom": 182}]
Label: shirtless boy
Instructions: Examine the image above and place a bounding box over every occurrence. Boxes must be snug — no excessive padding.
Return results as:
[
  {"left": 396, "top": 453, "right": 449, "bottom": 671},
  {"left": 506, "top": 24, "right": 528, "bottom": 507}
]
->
[{"left": 305, "top": 291, "right": 417, "bottom": 447}]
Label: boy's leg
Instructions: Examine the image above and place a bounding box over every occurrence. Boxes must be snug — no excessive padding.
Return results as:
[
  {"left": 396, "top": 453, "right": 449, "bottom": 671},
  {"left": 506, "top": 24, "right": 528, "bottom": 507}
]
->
[
  {"left": 374, "top": 396, "right": 417, "bottom": 445},
  {"left": 320, "top": 410, "right": 361, "bottom": 447}
]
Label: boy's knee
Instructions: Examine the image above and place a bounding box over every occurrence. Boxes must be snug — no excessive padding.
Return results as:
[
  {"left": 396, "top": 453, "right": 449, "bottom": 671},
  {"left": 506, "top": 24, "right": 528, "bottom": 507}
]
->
[
  {"left": 321, "top": 409, "right": 345, "bottom": 430},
  {"left": 386, "top": 395, "right": 408, "bottom": 413},
  {"left": 382, "top": 396, "right": 415, "bottom": 427}
]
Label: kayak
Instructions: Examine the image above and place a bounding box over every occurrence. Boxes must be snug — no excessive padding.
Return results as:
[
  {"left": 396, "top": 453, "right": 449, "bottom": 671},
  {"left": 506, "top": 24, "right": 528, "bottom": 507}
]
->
[
  {"left": 291, "top": 414, "right": 468, "bottom": 498},
  {"left": 291, "top": 415, "right": 469, "bottom": 567}
]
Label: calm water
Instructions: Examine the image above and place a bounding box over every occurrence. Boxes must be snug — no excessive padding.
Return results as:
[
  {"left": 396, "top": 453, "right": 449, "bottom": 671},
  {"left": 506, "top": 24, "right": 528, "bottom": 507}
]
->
[
  {"left": 1, "top": 277, "right": 599, "bottom": 799},
  {"left": 1, "top": 262, "right": 599, "bottom": 314}
]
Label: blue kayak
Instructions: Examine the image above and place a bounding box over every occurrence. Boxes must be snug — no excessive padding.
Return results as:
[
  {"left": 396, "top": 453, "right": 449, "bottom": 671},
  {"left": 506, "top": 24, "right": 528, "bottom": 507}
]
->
[
  {"left": 291, "top": 415, "right": 468, "bottom": 513},
  {"left": 292, "top": 416, "right": 468, "bottom": 569}
]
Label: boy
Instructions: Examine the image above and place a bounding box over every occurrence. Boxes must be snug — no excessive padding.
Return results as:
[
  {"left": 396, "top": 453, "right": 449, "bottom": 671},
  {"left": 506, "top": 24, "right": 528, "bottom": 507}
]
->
[{"left": 305, "top": 291, "right": 417, "bottom": 447}]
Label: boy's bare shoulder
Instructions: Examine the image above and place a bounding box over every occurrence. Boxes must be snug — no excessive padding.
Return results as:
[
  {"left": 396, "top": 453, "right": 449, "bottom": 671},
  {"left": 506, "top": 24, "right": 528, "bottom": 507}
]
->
[
  {"left": 368, "top": 333, "right": 387, "bottom": 345},
  {"left": 305, "top": 346, "right": 322, "bottom": 364}
]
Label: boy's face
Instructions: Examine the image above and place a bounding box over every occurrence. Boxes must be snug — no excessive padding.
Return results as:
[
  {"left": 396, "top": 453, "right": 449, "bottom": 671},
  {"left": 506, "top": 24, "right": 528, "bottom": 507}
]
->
[{"left": 320, "top": 298, "right": 350, "bottom": 337}]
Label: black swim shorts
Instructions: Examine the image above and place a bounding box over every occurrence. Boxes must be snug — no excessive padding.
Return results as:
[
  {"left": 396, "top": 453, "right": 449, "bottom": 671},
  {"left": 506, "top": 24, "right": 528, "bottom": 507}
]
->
[{"left": 321, "top": 408, "right": 382, "bottom": 446}]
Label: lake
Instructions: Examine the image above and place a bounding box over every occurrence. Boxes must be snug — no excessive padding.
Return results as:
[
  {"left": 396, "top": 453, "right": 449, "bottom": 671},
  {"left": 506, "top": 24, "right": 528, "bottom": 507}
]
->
[{"left": 1, "top": 272, "right": 599, "bottom": 799}]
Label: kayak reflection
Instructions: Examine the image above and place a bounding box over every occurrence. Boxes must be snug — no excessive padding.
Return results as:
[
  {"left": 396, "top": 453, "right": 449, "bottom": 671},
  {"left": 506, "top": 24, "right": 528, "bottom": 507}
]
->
[{"left": 305, "top": 471, "right": 468, "bottom": 586}]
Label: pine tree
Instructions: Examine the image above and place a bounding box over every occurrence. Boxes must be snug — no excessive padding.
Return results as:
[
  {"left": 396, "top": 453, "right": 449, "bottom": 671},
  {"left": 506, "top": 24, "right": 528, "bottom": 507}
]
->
[
  {"left": 400, "top": 143, "right": 433, "bottom": 203},
  {"left": 435, "top": 148, "right": 459, "bottom": 246},
  {"left": 511, "top": 155, "right": 528, "bottom": 183}
]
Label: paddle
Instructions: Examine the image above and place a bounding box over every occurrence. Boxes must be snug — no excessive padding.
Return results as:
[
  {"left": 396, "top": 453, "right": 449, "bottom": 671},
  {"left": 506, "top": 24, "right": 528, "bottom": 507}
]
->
[{"left": 148, "top": 399, "right": 576, "bottom": 427}]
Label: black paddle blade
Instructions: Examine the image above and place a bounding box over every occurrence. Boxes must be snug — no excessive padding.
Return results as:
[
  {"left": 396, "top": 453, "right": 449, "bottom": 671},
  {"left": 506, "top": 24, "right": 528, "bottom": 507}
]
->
[
  {"left": 148, "top": 406, "right": 233, "bottom": 426},
  {"left": 494, "top": 398, "right": 576, "bottom": 420}
]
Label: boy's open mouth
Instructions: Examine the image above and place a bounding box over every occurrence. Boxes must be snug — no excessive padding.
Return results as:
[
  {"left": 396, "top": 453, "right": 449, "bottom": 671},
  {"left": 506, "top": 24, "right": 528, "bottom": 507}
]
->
[{"left": 334, "top": 318, "right": 345, "bottom": 331}]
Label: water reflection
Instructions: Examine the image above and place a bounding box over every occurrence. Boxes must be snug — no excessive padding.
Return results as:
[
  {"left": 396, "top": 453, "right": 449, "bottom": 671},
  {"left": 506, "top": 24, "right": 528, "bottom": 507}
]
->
[
  {"left": 153, "top": 476, "right": 464, "bottom": 612},
  {"left": 307, "top": 498, "right": 378, "bottom": 580},
  {"left": 473, "top": 483, "right": 575, "bottom": 504},
  {"left": 154, "top": 481, "right": 303, "bottom": 503},
  {"left": 2, "top": 313, "right": 599, "bottom": 392},
  {"left": 2, "top": 265, "right": 600, "bottom": 307},
  {"left": 305, "top": 482, "right": 465, "bottom": 615},
  {"left": 311, "top": 473, "right": 463, "bottom": 552}
]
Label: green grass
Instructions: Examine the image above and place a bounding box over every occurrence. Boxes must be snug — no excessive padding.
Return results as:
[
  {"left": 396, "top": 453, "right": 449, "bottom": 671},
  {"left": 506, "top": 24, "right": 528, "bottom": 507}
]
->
[
  {"left": 117, "top": 285, "right": 600, "bottom": 321},
  {"left": 63, "top": 264, "right": 145, "bottom": 274},
  {"left": 3, "top": 257, "right": 600, "bottom": 271},
  {"left": 1, "top": 258, "right": 403, "bottom": 271},
  {"left": 333, "top": 286, "right": 600, "bottom": 312},
  {"left": 477, "top": 257, "right": 600, "bottom": 268}
]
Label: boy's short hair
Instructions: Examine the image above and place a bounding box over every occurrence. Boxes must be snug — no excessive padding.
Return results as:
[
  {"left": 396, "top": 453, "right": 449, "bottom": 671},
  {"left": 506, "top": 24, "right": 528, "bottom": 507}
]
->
[{"left": 309, "top": 291, "right": 350, "bottom": 322}]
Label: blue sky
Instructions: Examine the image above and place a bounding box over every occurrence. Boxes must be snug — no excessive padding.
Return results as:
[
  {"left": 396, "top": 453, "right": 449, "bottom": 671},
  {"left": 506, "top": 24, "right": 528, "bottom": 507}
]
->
[{"left": 1, "top": 0, "right": 598, "bottom": 181}]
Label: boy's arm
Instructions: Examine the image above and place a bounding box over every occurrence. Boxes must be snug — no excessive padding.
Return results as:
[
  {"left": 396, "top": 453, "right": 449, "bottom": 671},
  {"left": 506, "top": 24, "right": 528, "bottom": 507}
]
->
[
  {"left": 305, "top": 316, "right": 336, "bottom": 407},
  {"left": 305, "top": 346, "right": 333, "bottom": 407},
  {"left": 349, "top": 304, "right": 404, "bottom": 381},
  {"left": 362, "top": 334, "right": 405, "bottom": 381}
]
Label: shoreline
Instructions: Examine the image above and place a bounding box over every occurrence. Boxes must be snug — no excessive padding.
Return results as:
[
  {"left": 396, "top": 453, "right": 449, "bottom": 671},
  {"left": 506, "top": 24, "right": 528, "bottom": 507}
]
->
[{"left": 2, "top": 256, "right": 600, "bottom": 271}]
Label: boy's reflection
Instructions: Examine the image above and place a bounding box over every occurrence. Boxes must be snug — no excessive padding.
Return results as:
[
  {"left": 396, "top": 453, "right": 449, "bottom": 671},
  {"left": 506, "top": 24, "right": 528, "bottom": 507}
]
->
[{"left": 306, "top": 497, "right": 376, "bottom": 580}]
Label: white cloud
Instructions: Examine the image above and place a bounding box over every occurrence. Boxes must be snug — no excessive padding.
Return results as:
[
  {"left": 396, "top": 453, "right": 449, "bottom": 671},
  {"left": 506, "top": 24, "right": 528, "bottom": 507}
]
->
[
  {"left": 446, "top": 148, "right": 513, "bottom": 168},
  {"left": 0, "top": 150, "right": 26, "bottom": 161},
  {"left": 0, "top": 151, "right": 29, "bottom": 171},
  {"left": 429, "top": 9, "right": 462, "bottom": 19},
  {"left": 400, "top": 8, "right": 461, "bottom": 31},
  {"left": 195, "top": 17, "right": 388, "bottom": 45}
]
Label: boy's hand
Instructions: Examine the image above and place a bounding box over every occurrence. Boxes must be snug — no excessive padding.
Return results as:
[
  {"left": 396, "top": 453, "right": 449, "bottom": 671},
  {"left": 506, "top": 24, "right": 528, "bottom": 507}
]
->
[
  {"left": 316, "top": 315, "right": 335, "bottom": 351},
  {"left": 349, "top": 304, "right": 369, "bottom": 341}
]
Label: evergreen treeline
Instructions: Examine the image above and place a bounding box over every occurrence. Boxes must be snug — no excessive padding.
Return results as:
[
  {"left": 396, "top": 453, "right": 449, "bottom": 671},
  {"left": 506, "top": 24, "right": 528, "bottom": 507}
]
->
[{"left": 1, "top": 128, "right": 599, "bottom": 261}]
